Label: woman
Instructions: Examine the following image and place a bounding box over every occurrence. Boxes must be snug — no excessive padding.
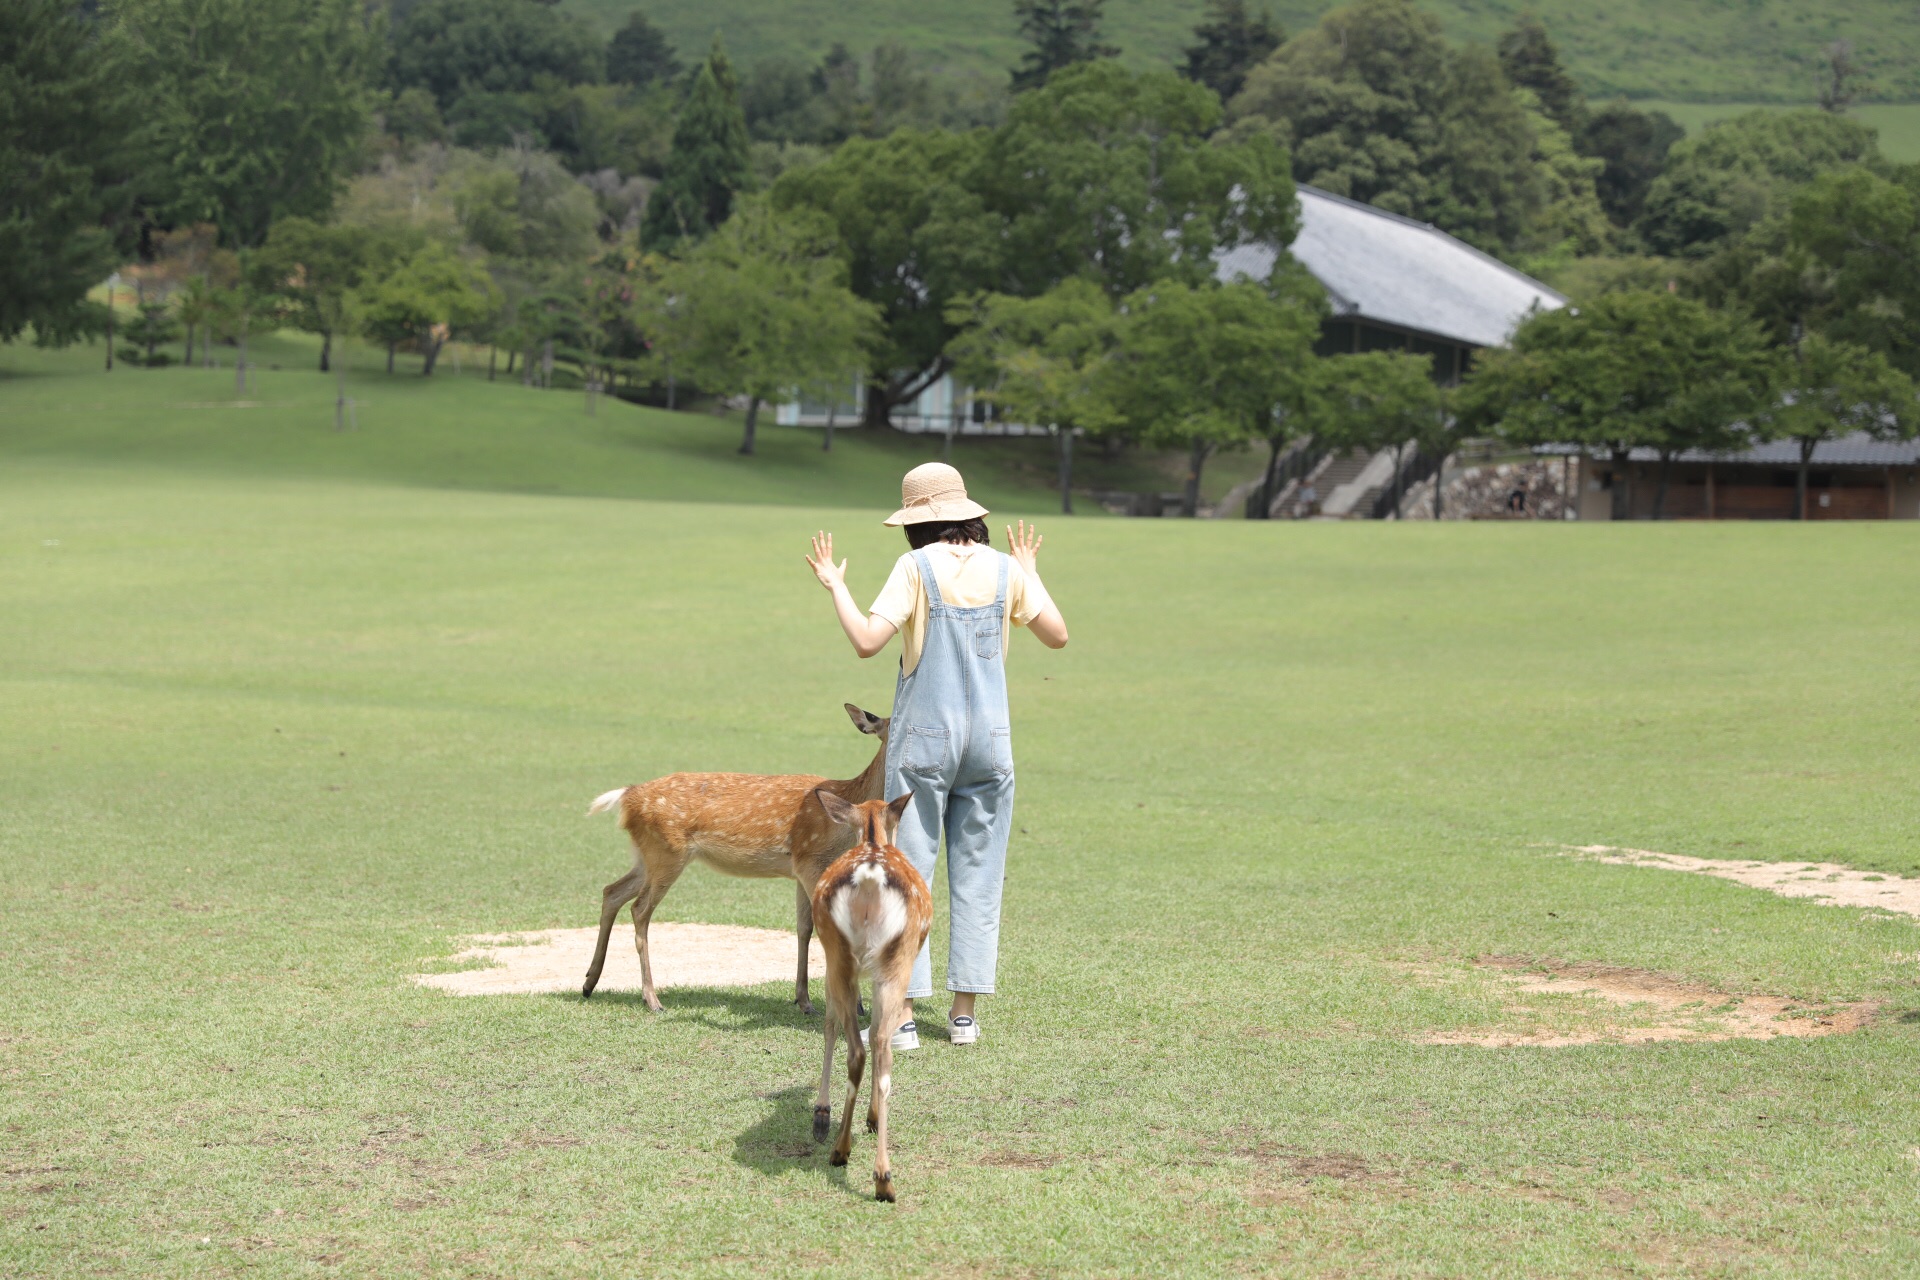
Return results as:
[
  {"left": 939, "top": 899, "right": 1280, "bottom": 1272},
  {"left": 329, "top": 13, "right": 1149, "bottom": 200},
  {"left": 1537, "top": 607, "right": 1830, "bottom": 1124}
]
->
[{"left": 805, "top": 462, "right": 1069, "bottom": 1048}]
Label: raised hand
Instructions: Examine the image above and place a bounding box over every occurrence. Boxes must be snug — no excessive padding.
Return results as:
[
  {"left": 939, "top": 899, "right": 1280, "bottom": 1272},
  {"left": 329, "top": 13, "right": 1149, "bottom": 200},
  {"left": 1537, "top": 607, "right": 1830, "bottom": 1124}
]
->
[
  {"left": 806, "top": 531, "right": 848, "bottom": 591},
  {"left": 1006, "top": 520, "right": 1043, "bottom": 576}
]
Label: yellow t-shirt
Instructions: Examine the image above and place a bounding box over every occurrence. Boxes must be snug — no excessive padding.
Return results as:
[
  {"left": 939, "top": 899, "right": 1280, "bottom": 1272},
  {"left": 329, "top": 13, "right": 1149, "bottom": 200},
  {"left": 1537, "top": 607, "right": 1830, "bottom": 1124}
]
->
[{"left": 869, "top": 542, "right": 1053, "bottom": 676}]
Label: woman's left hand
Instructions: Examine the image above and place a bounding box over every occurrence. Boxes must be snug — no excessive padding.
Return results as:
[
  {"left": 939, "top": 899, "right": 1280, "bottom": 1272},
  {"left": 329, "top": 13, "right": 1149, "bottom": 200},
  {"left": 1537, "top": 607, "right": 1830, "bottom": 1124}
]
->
[
  {"left": 806, "top": 531, "right": 848, "bottom": 591},
  {"left": 1006, "top": 520, "right": 1043, "bottom": 577}
]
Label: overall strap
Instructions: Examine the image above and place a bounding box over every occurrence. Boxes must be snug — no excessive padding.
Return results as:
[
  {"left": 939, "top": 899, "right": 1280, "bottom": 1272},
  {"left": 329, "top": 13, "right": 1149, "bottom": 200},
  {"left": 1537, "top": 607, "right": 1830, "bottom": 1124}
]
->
[
  {"left": 993, "top": 550, "right": 1008, "bottom": 609},
  {"left": 913, "top": 549, "right": 946, "bottom": 608}
]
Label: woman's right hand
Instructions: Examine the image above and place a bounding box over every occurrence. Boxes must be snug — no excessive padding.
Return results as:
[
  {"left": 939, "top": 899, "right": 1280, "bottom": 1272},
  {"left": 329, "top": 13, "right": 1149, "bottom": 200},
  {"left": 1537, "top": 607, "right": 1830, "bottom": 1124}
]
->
[
  {"left": 806, "top": 531, "right": 848, "bottom": 592},
  {"left": 1007, "top": 520, "right": 1043, "bottom": 577}
]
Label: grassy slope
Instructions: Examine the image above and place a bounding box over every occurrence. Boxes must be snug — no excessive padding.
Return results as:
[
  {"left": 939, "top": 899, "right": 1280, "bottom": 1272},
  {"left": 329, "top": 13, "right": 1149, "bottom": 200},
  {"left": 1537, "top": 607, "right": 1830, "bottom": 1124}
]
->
[
  {"left": 566, "top": 0, "right": 1920, "bottom": 102},
  {"left": 0, "top": 335, "right": 1265, "bottom": 512},
  {"left": 4, "top": 364, "right": 1920, "bottom": 1274}
]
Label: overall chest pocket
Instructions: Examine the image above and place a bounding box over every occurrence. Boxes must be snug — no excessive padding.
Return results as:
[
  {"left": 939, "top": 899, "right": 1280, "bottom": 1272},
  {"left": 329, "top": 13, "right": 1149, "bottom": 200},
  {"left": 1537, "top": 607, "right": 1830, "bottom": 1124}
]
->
[{"left": 973, "top": 620, "right": 1001, "bottom": 660}]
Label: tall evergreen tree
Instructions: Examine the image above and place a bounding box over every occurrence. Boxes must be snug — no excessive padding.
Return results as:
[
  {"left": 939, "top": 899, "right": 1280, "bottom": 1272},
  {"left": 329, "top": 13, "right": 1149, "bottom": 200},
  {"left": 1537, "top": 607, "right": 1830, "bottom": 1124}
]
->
[
  {"left": 641, "top": 37, "right": 751, "bottom": 249},
  {"left": 1181, "top": 0, "right": 1283, "bottom": 106},
  {"left": 1010, "top": 0, "right": 1119, "bottom": 93},
  {"left": 1578, "top": 102, "right": 1684, "bottom": 225},
  {"left": 0, "top": 0, "right": 136, "bottom": 345},
  {"left": 606, "top": 10, "right": 681, "bottom": 89},
  {"left": 1496, "top": 16, "right": 1584, "bottom": 135}
]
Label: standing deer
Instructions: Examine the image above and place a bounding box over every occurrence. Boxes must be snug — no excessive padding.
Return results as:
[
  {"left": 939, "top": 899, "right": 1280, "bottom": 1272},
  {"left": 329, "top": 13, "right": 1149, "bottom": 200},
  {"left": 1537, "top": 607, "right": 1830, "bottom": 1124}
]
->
[
  {"left": 582, "top": 703, "right": 889, "bottom": 1013},
  {"left": 809, "top": 790, "right": 930, "bottom": 1203}
]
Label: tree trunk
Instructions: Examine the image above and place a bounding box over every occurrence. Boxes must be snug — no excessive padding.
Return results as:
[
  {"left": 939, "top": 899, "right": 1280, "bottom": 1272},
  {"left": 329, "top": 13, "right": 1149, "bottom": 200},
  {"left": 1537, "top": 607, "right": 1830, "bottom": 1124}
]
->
[
  {"left": 1653, "top": 450, "right": 1673, "bottom": 520},
  {"left": 235, "top": 322, "right": 248, "bottom": 397},
  {"left": 505, "top": 347, "right": 516, "bottom": 375},
  {"left": 335, "top": 345, "right": 349, "bottom": 432},
  {"left": 1057, "top": 426, "right": 1074, "bottom": 515},
  {"left": 863, "top": 376, "right": 892, "bottom": 430},
  {"left": 319, "top": 329, "right": 331, "bottom": 373},
  {"left": 541, "top": 339, "right": 553, "bottom": 389},
  {"left": 1258, "top": 435, "right": 1286, "bottom": 519},
  {"left": 739, "top": 396, "right": 761, "bottom": 455},
  {"left": 822, "top": 406, "right": 835, "bottom": 452},
  {"left": 1183, "top": 439, "right": 1213, "bottom": 517},
  {"left": 386, "top": 341, "right": 396, "bottom": 375},
  {"left": 1609, "top": 448, "right": 1631, "bottom": 520},
  {"left": 105, "top": 297, "right": 114, "bottom": 370},
  {"left": 1796, "top": 437, "right": 1814, "bottom": 520},
  {"left": 421, "top": 334, "right": 442, "bottom": 376},
  {"left": 488, "top": 345, "right": 496, "bottom": 382},
  {"left": 1434, "top": 454, "right": 1445, "bottom": 519}
]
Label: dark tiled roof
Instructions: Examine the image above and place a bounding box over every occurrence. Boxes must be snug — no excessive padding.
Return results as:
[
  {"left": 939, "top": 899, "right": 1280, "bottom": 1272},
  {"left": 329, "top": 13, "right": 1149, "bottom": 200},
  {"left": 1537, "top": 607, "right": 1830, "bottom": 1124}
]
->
[{"left": 1535, "top": 432, "right": 1920, "bottom": 466}]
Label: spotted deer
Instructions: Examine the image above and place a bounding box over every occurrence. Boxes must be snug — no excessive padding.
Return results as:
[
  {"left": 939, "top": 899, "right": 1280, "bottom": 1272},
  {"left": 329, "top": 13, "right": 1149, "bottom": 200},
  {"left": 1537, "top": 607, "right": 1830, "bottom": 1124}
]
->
[
  {"left": 582, "top": 703, "right": 890, "bottom": 1012},
  {"left": 808, "top": 791, "right": 930, "bottom": 1203}
]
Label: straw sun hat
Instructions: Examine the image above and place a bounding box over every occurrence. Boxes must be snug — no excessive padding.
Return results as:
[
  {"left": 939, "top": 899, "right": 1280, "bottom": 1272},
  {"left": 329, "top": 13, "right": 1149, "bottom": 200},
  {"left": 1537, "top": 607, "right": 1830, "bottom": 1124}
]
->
[{"left": 882, "top": 462, "right": 990, "bottom": 526}]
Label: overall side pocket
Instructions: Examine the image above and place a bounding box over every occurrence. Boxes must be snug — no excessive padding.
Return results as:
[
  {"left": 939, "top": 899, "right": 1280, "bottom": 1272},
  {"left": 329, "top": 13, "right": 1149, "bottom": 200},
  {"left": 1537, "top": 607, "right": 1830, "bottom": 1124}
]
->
[{"left": 989, "top": 727, "right": 1013, "bottom": 776}]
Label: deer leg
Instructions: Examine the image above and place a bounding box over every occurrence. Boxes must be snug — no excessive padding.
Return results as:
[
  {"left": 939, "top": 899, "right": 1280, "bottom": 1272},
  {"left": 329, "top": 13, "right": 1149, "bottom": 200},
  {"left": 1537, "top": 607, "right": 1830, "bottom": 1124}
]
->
[
  {"left": 629, "top": 841, "right": 687, "bottom": 1013},
  {"left": 814, "top": 1007, "right": 836, "bottom": 1144},
  {"left": 794, "top": 882, "right": 817, "bottom": 1014},
  {"left": 582, "top": 866, "right": 645, "bottom": 998},
  {"left": 870, "top": 973, "right": 901, "bottom": 1203},
  {"left": 829, "top": 965, "right": 864, "bottom": 1168}
]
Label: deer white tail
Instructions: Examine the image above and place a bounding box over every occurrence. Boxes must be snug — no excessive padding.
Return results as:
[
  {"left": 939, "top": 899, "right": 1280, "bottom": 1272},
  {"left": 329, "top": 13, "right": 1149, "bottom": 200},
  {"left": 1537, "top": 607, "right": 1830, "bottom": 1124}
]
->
[
  {"left": 829, "top": 864, "right": 909, "bottom": 973},
  {"left": 587, "top": 788, "right": 629, "bottom": 816}
]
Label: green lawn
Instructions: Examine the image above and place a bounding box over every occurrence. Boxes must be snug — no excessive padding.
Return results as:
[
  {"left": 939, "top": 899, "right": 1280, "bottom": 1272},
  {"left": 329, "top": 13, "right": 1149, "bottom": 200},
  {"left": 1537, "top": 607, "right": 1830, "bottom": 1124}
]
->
[
  {"left": 563, "top": 0, "right": 1920, "bottom": 103},
  {"left": 1636, "top": 100, "right": 1920, "bottom": 163},
  {"left": 5, "top": 358, "right": 1920, "bottom": 1276}
]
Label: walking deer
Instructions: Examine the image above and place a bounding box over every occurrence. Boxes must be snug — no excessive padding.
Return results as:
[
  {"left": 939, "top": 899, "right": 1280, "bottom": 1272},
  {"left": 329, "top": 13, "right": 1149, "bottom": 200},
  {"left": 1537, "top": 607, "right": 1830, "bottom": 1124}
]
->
[
  {"left": 809, "top": 791, "right": 930, "bottom": 1203},
  {"left": 582, "top": 703, "right": 890, "bottom": 1013}
]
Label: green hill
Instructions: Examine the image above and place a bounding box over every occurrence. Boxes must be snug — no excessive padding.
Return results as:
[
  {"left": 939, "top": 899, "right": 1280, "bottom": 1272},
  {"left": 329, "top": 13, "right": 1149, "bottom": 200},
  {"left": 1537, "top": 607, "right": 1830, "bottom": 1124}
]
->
[{"left": 563, "top": 0, "right": 1920, "bottom": 103}]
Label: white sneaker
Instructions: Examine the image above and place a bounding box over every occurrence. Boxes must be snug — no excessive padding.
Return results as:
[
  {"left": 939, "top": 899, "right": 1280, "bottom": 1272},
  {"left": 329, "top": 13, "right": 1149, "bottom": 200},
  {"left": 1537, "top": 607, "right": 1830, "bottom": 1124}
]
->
[
  {"left": 948, "top": 1014, "right": 979, "bottom": 1045},
  {"left": 859, "top": 1020, "right": 920, "bottom": 1051}
]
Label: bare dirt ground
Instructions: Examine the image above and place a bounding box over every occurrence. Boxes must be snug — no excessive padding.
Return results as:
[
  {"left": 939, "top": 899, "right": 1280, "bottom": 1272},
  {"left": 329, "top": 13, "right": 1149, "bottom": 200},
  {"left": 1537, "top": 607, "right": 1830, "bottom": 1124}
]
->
[
  {"left": 413, "top": 923, "right": 825, "bottom": 997},
  {"left": 1423, "top": 956, "right": 1875, "bottom": 1047},
  {"left": 1563, "top": 844, "right": 1920, "bottom": 918}
]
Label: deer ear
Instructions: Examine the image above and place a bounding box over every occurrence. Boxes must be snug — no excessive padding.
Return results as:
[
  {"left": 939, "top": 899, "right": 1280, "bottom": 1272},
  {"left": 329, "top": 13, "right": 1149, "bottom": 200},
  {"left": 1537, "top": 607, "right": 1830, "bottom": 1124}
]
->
[
  {"left": 882, "top": 791, "right": 912, "bottom": 839},
  {"left": 814, "top": 787, "right": 858, "bottom": 827},
  {"left": 845, "top": 703, "right": 887, "bottom": 736}
]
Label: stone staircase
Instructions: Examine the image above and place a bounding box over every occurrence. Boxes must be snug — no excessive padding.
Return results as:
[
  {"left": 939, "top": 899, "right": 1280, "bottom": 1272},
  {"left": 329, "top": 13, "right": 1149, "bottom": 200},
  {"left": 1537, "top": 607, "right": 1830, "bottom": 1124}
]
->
[{"left": 1274, "top": 448, "right": 1374, "bottom": 518}]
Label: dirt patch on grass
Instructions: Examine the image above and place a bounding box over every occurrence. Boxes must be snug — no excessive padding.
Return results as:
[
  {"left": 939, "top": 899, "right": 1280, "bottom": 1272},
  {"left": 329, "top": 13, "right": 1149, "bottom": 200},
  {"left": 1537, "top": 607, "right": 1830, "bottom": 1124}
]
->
[
  {"left": 1426, "top": 956, "right": 1875, "bottom": 1047},
  {"left": 1563, "top": 845, "right": 1920, "bottom": 917},
  {"left": 412, "top": 923, "right": 824, "bottom": 996}
]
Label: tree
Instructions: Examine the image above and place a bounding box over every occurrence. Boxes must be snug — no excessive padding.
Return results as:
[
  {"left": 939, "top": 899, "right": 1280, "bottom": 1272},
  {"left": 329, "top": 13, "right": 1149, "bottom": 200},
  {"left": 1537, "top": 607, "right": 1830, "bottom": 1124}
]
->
[
  {"left": 606, "top": 10, "right": 681, "bottom": 89},
  {"left": 641, "top": 37, "right": 751, "bottom": 250},
  {"left": 391, "top": 0, "right": 603, "bottom": 112},
  {"left": 946, "top": 280, "right": 1122, "bottom": 514},
  {"left": 1230, "top": 0, "right": 1547, "bottom": 254},
  {"left": 1496, "top": 15, "right": 1583, "bottom": 136},
  {"left": 446, "top": 145, "right": 601, "bottom": 266},
  {"left": 1106, "top": 281, "right": 1314, "bottom": 516},
  {"left": 771, "top": 129, "right": 1000, "bottom": 428},
  {"left": 1010, "top": 0, "right": 1119, "bottom": 92},
  {"left": 0, "top": 0, "right": 136, "bottom": 346},
  {"left": 1787, "top": 163, "right": 1920, "bottom": 378},
  {"left": 1315, "top": 351, "right": 1447, "bottom": 514},
  {"left": 1818, "top": 39, "right": 1863, "bottom": 115},
  {"left": 1577, "top": 102, "right": 1684, "bottom": 226},
  {"left": 1751, "top": 336, "right": 1918, "bottom": 519},
  {"left": 648, "top": 201, "right": 880, "bottom": 454},
  {"left": 1458, "top": 291, "right": 1770, "bottom": 520},
  {"left": 118, "top": 0, "right": 381, "bottom": 248},
  {"left": 354, "top": 241, "right": 500, "bottom": 375},
  {"left": 1180, "top": 0, "right": 1282, "bottom": 106},
  {"left": 979, "top": 62, "right": 1300, "bottom": 300},
  {"left": 1636, "top": 108, "right": 1878, "bottom": 259},
  {"left": 174, "top": 273, "right": 219, "bottom": 366},
  {"left": 255, "top": 217, "right": 371, "bottom": 372},
  {"left": 119, "top": 299, "right": 180, "bottom": 366}
]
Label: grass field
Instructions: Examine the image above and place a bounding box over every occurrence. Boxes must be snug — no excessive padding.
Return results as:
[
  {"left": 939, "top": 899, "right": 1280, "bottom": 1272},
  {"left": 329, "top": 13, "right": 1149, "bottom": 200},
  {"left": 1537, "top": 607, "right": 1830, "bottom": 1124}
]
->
[
  {"left": 562, "top": 0, "right": 1920, "bottom": 104},
  {"left": 6, "top": 353, "right": 1920, "bottom": 1276},
  {"left": 1637, "top": 101, "right": 1920, "bottom": 163}
]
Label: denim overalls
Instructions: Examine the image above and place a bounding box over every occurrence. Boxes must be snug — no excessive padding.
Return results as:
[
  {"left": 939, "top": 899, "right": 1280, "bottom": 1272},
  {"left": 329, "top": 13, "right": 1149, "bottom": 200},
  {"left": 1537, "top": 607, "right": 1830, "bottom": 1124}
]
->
[{"left": 885, "top": 548, "right": 1016, "bottom": 999}]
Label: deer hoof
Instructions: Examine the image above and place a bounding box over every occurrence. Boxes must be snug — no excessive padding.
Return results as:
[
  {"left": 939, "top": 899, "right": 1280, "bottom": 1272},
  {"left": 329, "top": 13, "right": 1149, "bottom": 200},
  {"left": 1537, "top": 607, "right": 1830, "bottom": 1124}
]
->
[
  {"left": 866, "top": 1113, "right": 878, "bottom": 1134},
  {"left": 874, "top": 1174, "right": 896, "bottom": 1203},
  {"left": 830, "top": 1150, "right": 849, "bottom": 1167},
  {"left": 812, "top": 1107, "right": 830, "bottom": 1142}
]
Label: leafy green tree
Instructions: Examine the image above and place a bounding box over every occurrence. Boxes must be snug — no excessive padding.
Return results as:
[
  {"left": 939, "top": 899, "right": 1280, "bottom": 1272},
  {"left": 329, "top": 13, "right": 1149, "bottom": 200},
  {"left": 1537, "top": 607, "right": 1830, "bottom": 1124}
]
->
[
  {"left": 648, "top": 201, "right": 880, "bottom": 454},
  {"left": 946, "top": 279, "right": 1122, "bottom": 514},
  {"left": 1496, "top": 15, "right": 1583, "bottom": 136},
  {"left": 118, "top": 0, "right": 381, "bottom": 247},
  {"left": 384, "top": 87, "right": 449, "bottom": 156},
  {"left": 1635, "top": 108, "right": 1878, "bottom": 258},
  {"left": 980, "top": 62, "right": 1299, "bottom": 299},
  {"left": 1577, "top": 102, "right": 1684, "bottom": 226},
  {"left": 1106, "top": 280, "right": 1315, "bottom": 516},
  {"left": 391, "top": 0, "right": 603, "bottom": 112},
  {"left": 255, "top": 217, "right": 371, "bottom": 372},
  {"left": 771, "top": 128, "right": 999, "bottom": 427},
  {"left": 446, "top": 146, "right": 601, "bottom": 265},
  {"left": 1515, "top": 89, "right": 1612, "bottom": 257},
  {"left": 0, "top": 0, "right": 136, "bottom": 346},
  {"left": 353, "top": 241, "right": 500, "bottom": 375},
  {"left": 174, "top": 274, "right": 220, "bottom": 366},
  {"left": 1458, "top": 291, "right": 1770, "bottom": 519},
  {"left": 119, "top": 299, "right": 180, "bottom": 366},
  {"left": 641, "top": 37, "right": 751, "bottom": 250},
  {"left": 1751, "top": 335, "right": 1918, "bottom": 519},
  {"left": 1180, "top": 0, "right": 1283, "bottom": 105},
  {"left": 1230, "top": 0, "right": 1546, "bottom": 253},
  {"left": 606, "top": 10, "right": 681, "bottom": 89},
  {"left": 1010, "top": 0, "right": 1119, "bottom": 92},
  {"left": 1315, "top": 350, "right": 1447, "bottom": 513},
  {"left": 1787, "top": 163, "right": 1920, "bottom": 378}
]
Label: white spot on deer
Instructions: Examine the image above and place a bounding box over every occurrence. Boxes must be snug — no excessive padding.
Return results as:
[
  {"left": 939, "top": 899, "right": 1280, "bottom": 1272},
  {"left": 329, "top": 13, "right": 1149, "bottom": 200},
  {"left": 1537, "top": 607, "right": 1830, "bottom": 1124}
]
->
[{"left": 878, "top": 1074, "right": 891, "bottom": 1097}]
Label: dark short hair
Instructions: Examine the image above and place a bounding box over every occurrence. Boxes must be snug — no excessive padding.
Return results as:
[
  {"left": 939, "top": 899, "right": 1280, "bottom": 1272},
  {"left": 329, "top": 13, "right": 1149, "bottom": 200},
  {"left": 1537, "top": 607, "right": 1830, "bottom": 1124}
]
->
[{"left": 904, "top": 518, "right": 989, "bottom": 549}]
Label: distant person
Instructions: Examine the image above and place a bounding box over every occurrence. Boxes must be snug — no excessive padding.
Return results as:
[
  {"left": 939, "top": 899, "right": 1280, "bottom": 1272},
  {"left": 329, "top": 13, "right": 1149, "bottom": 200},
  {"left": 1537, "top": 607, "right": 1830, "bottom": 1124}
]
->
[
  {"left": 1507, "top": 487, "right": 1527, "bottom": 515},
  {"left": 805, "top": 463, "right": 1069, "bottom": 1051},
  {"left": 1298, "top": 482, "right": 1318, "bottom": 517}
]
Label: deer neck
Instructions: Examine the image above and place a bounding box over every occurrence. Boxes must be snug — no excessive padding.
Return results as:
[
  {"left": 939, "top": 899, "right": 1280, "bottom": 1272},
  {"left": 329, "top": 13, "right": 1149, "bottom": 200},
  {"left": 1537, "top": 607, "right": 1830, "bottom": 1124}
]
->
[{"left": 846, "top": 737, "right": 889, "bottom": 802}]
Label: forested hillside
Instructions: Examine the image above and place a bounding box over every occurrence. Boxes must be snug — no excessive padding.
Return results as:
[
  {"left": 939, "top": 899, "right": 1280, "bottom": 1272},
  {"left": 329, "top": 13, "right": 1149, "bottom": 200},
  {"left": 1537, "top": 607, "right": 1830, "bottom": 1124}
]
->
[{"left": 561, "top": 0, "right": 1920, "bottom": 102}]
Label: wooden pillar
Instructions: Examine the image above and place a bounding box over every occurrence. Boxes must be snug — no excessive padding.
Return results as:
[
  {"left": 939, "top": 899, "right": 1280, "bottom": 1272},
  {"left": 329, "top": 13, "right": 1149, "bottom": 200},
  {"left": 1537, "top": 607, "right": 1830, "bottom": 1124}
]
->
[
  {"left": 1706, "top": 462, "right": 1715, "bottom": 520},
  {"left": 1889, "top": 467, "right": 1897, "bottom": 519}
]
